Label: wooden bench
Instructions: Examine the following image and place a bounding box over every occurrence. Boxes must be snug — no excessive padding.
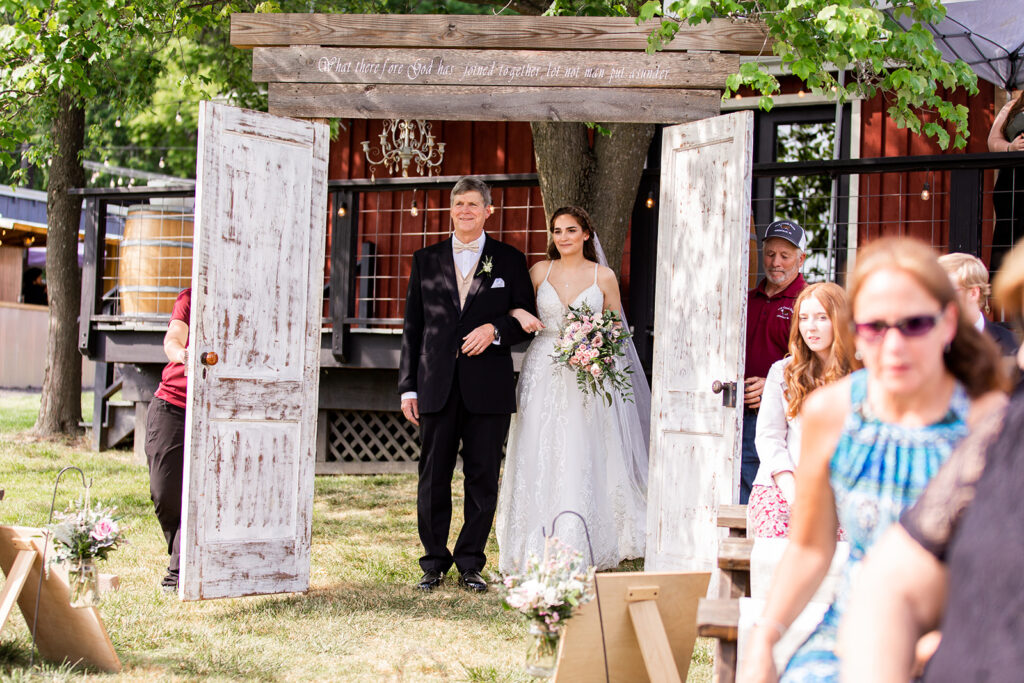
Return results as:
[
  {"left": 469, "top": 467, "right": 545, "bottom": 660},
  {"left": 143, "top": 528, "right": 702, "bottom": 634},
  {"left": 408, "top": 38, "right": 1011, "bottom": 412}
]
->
[{"left": 695, "top": 505, "right": 751, "bottom": 682}]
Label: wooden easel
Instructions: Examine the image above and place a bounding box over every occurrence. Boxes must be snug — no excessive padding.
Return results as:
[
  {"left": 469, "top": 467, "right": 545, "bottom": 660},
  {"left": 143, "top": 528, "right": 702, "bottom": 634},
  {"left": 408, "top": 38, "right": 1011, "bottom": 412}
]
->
[
  {"left": 0, "top": 525, "right": 121, "bottom": 672},
  {"left": 554, "top": 571, "right": 710, "bottom": 683}
]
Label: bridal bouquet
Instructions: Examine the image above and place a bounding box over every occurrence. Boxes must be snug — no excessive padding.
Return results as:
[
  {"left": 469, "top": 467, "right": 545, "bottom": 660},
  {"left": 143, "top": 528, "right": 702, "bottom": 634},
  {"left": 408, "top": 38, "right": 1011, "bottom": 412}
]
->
[
  {"left": 552, "top": 302, "right": 633, "bottom": 405},
  {"left": 502, "top": 538, "right": 596, "bottom": 675}
]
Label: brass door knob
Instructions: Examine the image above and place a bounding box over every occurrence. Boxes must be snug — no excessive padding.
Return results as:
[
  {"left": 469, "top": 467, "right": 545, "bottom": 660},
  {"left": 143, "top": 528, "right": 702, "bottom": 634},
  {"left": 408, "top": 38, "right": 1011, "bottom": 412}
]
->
[{"left": 200, "top": 351, "right": 219, "bottom": 366}]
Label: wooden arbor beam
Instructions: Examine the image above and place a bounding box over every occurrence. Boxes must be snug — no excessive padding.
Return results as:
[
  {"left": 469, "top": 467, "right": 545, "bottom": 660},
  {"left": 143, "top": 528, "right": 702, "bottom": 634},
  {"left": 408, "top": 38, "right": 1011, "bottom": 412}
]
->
[
  {"left": 231, "top": 14, "right": 769, "bottom": 54},
  {"left": 233, "top": 13, "right": 764, "bottom": 123},
  {"left": 253, "top": 47, "right": 738, "bottom": 89},
  {"left": 267, "top": 83, "right": 722, "bottom": 123}
]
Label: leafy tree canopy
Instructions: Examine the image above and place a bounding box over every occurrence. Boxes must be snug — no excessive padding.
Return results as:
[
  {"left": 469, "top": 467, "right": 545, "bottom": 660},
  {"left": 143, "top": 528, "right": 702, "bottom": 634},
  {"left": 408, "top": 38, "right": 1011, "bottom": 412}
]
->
[{"left": 639, "top": 0, "right": 978, "bottom": 149}]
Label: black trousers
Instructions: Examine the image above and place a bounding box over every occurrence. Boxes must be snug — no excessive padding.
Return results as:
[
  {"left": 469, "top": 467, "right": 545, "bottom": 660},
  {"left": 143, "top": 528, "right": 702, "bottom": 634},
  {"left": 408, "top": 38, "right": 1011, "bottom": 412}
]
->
[
  {"left": 145, "top": 398, "right": 185, "bottom": 578},
  {"left": 417, "top": 386, "right": 510, "bottom": 575}
]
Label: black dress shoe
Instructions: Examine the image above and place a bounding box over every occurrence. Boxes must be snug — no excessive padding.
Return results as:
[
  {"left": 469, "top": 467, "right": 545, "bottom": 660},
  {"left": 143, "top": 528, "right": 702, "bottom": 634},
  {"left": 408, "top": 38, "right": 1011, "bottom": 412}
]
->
[
  {"left": 416, "top": 570, "right": 445, "bottom": 591},
  {"left": 458, "top": 570, "right": 487, "bottom": 593}
]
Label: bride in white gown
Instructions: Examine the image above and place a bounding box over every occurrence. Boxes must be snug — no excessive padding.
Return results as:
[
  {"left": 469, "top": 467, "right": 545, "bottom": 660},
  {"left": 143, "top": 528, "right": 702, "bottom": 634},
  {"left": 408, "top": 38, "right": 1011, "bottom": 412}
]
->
[{"left": 496, "top": 206, "right": 649, "bottom": 573}]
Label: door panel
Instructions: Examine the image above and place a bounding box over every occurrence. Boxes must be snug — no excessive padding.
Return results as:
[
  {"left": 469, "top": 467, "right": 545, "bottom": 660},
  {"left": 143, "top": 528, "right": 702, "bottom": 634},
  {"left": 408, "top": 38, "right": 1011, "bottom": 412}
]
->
[
  {"left": 646, "top": 111, "right": 753, "bottom": 574},
  {"left": 179, "top": 102, "right": 328, "bottom": 600}
]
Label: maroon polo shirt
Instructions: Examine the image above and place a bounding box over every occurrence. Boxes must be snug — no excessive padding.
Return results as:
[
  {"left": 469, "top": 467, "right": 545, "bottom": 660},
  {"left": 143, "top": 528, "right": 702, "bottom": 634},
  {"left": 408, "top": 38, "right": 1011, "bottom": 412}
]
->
[
  {"left": 154, "top": 288, "right": 191, "bottom": 409},
  {"left": 745, "top": 274, "right": 806, "bottom": 380}
]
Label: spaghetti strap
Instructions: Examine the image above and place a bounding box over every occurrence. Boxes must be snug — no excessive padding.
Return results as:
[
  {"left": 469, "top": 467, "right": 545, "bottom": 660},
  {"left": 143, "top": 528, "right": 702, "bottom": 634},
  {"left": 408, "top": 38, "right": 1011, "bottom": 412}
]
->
[
  {"left": 592, "top": 263, "right": 599, "bottom": 286},
  {"left": 544, "top": 260, "right": 554, "bottom": 284}
]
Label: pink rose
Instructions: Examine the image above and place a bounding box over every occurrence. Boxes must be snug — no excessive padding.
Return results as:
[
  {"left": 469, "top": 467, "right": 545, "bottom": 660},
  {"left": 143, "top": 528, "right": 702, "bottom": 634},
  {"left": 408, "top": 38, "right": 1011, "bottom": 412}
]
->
[
  {"left": 590, "top": 365, "right": 602, "bottom": 378},
  {"left": 592, "top": 333, "right": 603, "bottom": 347},
  {"left": 90, "top": 519, "right": 116, "bottom": 541}
]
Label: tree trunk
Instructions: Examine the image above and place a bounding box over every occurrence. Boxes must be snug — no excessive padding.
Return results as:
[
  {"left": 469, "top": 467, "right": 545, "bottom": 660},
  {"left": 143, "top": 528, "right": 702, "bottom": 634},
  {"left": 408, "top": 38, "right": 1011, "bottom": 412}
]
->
[
  {"left": 531, "top": 121, "right": 654, "bottom": 276},
  {"left": 35, "top": 89, "right": 86, "bottom": 437}
]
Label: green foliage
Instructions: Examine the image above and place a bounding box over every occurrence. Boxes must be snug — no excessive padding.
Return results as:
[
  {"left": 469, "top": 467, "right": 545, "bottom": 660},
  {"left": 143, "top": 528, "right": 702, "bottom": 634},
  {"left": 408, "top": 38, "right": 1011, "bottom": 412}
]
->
[
  {"left": 640, "top": 0, "right": 978, "bottom": 149},
  {"left": 774, "top": 122, "right": 835, "bottom": 281}
]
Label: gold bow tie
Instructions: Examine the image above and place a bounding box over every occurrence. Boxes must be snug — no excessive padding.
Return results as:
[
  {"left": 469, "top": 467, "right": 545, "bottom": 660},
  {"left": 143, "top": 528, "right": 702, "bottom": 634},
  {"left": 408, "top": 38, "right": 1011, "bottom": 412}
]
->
[{"left": 453, "top": 240, "right": 479, "bottom": 254}]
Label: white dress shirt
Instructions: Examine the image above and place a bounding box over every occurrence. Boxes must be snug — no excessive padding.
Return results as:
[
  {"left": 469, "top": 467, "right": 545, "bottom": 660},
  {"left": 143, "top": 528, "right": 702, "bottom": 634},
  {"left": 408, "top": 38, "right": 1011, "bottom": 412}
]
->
[
  {"left": 401, "top": 233, "right": 488, "bottom": 403},
  {"left": 453, "top": 232, "right": 486, "bottom": 278},
  {"left": 752, "top": 357, "right": 801, "bottom": 488}
]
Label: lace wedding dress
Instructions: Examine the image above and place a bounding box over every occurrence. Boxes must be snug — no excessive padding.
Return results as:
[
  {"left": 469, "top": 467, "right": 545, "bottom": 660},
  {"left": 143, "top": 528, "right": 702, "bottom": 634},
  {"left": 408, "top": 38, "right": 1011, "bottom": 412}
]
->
[{"left": 496, "top": 264, "right": 647, "bottom": 573}]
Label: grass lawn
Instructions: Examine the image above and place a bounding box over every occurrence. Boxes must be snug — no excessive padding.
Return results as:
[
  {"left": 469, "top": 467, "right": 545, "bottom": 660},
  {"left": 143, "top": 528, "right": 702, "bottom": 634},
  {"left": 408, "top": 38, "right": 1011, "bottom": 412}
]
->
[{"left": 0, "top": 391, "right": 712, "bottom": 681}]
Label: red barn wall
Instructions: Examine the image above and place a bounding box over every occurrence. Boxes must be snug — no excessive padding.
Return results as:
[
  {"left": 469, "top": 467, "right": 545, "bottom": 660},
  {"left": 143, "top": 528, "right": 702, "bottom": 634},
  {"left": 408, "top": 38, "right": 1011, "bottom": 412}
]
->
[
  {"left": 857, "top": 79, "right": 997, "bottom": 257},
  {"left": 326, "top": 120, "right": 634, "bottom": 323}
]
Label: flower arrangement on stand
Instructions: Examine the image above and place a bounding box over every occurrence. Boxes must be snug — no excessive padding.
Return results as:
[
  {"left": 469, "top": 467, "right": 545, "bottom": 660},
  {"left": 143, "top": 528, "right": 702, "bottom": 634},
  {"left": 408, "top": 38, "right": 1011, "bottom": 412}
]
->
[
  {"left": 551, "top": 302, "right": 633, "bottom": 405},
  {"left": 501, "top": 538, "right": 596, "bottom": 678},
  {"left": 48, "top": 500, "right": 123, "bottom": 608}
]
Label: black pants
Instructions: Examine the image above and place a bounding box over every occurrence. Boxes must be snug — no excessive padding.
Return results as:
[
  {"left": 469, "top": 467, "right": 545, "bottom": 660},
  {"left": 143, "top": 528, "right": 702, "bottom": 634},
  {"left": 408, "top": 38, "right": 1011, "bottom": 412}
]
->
[
  {"left": 145, "top": 398, "right": 185, "bottom": 579},
  {"left": 417, "top": 387, "right": 510, "bottom": 575}
]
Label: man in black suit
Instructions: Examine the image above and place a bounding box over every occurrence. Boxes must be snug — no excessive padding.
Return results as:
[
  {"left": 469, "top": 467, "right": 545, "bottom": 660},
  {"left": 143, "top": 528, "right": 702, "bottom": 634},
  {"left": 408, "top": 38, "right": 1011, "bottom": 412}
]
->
[{"left": 399, "top": 176, "right": 536, "bottom": 592}]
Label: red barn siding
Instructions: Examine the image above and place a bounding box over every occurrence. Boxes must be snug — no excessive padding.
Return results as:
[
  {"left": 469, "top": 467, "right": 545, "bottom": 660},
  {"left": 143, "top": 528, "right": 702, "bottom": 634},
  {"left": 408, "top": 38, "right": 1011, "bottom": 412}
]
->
[
  {"left": 858, "top": 80, "right": 997, "bottom": 257},
  {"left": 326, "top": 120, "right": 634, "bottom": 322}
]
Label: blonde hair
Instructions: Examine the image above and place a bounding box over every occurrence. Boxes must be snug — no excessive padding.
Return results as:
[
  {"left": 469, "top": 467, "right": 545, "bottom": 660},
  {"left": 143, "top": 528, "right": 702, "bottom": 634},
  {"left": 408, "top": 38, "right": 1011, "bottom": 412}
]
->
[
  {"left": 938, "top": 252, "right": 992, "bottom": 307},
  {"left": 850, "top": 238, "right": 1006, "bottom": 397},
  {"left": 783, "top": 283, "right": 860, "bottom": 419},
  {"left": 993, "top": 237, "right": 1024, "bottom": 320}
]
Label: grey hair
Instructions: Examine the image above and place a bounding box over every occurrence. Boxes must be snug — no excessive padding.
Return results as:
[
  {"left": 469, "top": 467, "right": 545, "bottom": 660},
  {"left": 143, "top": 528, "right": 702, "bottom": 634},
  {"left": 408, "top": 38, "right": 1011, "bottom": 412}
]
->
[{"left": 450, "top": 176, "right": 492, "bottom": 207}]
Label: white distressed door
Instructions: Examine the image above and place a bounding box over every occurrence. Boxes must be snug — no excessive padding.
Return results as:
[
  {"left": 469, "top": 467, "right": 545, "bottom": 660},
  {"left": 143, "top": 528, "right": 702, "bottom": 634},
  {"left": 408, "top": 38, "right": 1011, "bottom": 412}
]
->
[
  {"left": 645, "top": 111, "right": 753, "bottom": 573},
  {"left": 179, "top": 102, "right": 328, "bottom": 600}
]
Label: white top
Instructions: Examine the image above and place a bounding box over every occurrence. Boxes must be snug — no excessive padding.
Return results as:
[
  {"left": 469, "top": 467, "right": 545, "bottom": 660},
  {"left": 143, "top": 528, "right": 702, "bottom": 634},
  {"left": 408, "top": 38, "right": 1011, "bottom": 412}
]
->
[{"left": 752, "top": 357, "right": 801, "bottom": 488}]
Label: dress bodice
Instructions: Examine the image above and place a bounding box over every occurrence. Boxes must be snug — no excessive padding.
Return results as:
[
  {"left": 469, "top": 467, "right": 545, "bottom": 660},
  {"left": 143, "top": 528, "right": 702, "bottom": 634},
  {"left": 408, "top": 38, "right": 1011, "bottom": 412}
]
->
[{"left": 535, "top": 262, "right": 603, "bottom": 336}]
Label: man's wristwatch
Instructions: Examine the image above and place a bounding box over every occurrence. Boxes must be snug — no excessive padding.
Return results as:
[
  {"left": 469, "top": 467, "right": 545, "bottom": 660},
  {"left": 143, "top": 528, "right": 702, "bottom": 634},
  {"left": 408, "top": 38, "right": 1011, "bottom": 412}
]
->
[{"left": 492, "top": 325, "right": 500, "bottom": 344}]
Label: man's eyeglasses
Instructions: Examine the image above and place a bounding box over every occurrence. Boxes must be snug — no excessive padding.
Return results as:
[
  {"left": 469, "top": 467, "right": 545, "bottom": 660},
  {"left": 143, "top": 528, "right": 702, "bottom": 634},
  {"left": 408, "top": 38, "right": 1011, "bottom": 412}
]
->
[{"left": 852, "top": 313, "right": 943, "bottom": 343}]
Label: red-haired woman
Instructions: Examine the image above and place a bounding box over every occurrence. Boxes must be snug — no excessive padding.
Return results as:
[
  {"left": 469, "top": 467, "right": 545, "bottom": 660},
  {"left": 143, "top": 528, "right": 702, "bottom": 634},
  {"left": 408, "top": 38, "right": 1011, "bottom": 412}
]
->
[{"left": 749, "top": 282, "right": 859, "bottom": 538}]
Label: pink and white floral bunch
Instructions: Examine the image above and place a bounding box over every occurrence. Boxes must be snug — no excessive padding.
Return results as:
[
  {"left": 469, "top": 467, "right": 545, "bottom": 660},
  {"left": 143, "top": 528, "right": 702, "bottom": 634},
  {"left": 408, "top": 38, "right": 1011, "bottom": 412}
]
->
[
  {"left": 501, "top": 538, "right": 595, "bottom": 634},
  {"left": 552, "top": 302, "right": 633, "bottom": 404},
  {"left": 48, "top": 500, "right": 123, "bottom": 565}
]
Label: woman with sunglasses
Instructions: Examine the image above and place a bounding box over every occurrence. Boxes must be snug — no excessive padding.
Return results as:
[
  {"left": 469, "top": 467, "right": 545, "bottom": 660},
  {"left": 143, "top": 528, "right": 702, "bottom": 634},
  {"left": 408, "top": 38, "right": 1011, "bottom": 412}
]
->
[
  {"left": 840, "top": 239, "right": 1024, "bottom": 682},
  {"left": 739, "top": 238, "right": 1006, "bottom": 683},
  {"left": 749, "top": 283, "right": 860, "bottom": 538}
]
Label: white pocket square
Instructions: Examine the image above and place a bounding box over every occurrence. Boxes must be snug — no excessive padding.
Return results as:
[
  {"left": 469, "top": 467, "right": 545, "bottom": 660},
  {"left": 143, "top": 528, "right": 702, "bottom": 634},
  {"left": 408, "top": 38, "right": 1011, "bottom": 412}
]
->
[{"left": 491, "top": 278, "right": 505, "bottom": 288}]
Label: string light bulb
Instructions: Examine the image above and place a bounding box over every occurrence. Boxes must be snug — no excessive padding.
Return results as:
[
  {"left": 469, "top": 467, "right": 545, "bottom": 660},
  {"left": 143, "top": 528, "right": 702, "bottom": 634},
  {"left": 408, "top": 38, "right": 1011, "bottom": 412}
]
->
[
  {"left": 175, "top": 110, "right": 183, "bottom": 124},
  {"left": 114, "top": 118, "right": 121, "bottom": 128},
  {"left": 410, "top": 200, "right": 419, "bottom": 217},
  {"left": 646, "top": 191, "right": 656, "bottom": 209},
  {"left": 337, "top": 205, "right": 347, "bottom": 217},
  {"left": 920, "top": 181, "right": 931, "bottom": 201}
]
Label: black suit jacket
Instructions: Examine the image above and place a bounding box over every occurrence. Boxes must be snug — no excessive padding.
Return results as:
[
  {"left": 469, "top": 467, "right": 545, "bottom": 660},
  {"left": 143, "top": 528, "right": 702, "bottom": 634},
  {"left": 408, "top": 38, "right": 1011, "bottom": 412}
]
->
[
  {"left": 983, "top": 316, "right": 1019, "bottom": 356},
  {"left": 399, "top": 236, "right": 536, "bottom": 414}
]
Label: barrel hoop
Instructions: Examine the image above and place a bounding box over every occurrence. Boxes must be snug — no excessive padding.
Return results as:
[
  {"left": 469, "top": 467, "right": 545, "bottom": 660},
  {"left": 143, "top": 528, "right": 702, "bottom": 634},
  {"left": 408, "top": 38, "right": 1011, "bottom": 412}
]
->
[{"left": 120, "top": 240, "right": 193, "bottom": 248}]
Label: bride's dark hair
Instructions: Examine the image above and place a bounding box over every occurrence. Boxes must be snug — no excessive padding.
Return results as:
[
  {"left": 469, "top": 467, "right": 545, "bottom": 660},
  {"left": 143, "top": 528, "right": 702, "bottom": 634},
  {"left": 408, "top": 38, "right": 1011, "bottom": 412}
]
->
[{"left": 546, "top": 206, "right": 599, "bottom": 262}]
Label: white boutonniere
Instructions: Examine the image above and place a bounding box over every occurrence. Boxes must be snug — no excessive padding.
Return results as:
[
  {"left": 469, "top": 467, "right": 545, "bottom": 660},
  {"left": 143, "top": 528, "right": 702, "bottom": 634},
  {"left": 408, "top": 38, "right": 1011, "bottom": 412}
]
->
[{"left": 477, "top": 255, "right": 494, "bottom": 278}]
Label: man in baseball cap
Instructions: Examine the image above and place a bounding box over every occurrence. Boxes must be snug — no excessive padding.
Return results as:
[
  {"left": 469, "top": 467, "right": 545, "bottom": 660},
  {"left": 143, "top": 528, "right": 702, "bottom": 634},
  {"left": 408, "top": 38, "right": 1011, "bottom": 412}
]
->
[{"left": 740, "top": 219, "right": 807, "bottom": 503}]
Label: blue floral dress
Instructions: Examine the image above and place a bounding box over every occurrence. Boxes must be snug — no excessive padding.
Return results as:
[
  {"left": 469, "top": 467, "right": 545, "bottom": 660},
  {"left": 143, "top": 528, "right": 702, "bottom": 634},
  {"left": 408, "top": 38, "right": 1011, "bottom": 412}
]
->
[{"left": 781, "top": 369, "right": 970, "bottom": 682}]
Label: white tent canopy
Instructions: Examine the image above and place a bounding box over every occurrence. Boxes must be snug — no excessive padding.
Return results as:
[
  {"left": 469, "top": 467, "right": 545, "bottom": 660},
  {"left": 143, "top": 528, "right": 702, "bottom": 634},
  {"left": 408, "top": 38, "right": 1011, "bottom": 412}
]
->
[{"left": 891, "top": 0, "right": 1024, "bottom": 91}]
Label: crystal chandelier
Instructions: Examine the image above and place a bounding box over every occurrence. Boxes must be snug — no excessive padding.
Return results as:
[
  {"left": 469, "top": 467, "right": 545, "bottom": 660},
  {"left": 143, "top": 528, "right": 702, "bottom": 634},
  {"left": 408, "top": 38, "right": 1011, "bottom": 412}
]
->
[{"left": 361, "top": 119, "right": 445, "bottom": 180}]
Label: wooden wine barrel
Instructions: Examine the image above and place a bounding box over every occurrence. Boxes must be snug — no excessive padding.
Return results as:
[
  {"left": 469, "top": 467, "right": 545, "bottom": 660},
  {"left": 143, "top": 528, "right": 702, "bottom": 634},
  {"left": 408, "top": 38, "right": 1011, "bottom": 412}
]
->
[{"left": 119, "top": 206, "right": 193, "bottom": 315}]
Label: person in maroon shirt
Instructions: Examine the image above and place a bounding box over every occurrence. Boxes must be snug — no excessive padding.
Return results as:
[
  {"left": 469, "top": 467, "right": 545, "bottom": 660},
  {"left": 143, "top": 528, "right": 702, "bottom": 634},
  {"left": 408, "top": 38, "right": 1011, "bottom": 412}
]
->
[
  {"left": 145, "top": 288, "right": 190, "bottom": 591},
  {"left": 741, "top": 220, "right": 807, "bottom": 503}
]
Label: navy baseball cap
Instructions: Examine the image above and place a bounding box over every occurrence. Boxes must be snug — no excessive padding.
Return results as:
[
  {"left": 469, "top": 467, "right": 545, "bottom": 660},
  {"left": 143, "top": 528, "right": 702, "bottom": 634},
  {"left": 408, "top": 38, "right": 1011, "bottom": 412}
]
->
[{"left": 763, "top": 219, "right": 807, "bottom": 251}]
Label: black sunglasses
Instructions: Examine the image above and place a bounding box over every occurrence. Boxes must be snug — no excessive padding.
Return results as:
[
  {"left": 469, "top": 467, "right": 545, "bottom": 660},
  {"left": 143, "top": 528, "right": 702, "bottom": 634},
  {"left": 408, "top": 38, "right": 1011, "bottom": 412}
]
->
[{"left": 852, "top": 313, "right": 943, "bottom": 343}]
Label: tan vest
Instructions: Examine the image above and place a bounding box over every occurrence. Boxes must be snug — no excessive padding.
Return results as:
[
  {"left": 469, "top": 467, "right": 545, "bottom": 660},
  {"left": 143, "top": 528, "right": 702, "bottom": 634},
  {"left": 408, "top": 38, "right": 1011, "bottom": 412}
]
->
[{"left": 455, "top": 257, "right": 479, "bottom": 309}]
